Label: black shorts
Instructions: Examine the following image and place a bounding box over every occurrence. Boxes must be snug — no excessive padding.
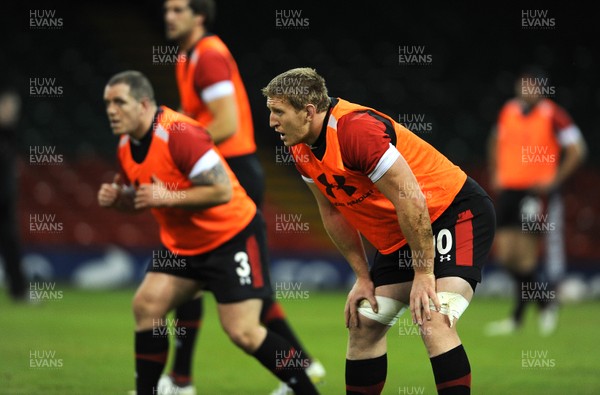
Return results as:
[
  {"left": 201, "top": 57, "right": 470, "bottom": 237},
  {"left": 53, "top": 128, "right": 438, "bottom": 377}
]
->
[
  {"left": 226, "top": 153, "right": 265, "bottom": 209},
  {"left": 371, "top": 177, "right": 496, "bottom": 290},
  {"left": 495, "top": 189, "right": 552, "bottom": 230},
  {"left": 146, "top": 213, "right": 273, "bottom": 303}
]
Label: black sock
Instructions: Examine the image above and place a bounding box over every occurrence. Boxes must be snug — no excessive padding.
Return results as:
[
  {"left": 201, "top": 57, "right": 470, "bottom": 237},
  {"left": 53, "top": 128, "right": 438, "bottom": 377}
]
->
[
  {"left": 135, "top": 329, "right": 169, "bottom": 395},
  {"left": 261, "top": 297, "right": 312, "bottom": 363},
  {"left": 430, "top": 344, "right": 471, "bottom": 394},
  {"left": 345, "top": 354, "right": 387, "bottom": 395},
  {"left": 511, "top": 272, "right": 535, "bottom": 325},
  {"left": 170, "top": 297, "right": 203, "bottom": 386},
  {"left": 252, "top": 331, "right": 318, "bottom": 395}
]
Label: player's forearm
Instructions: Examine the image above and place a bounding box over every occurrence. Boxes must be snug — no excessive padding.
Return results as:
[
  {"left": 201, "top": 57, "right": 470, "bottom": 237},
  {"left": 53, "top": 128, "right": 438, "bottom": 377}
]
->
[
  {"left": 395, "top": 198, "right": 435, "bottom": 275},
  {"left": 376, "top": 161, "right": 435, "bottom": 275},
  {"left": 205, "top": 95, "right": 239, "bottom": 144},
  {"left": 553, "top": 142, "right": 586, "bottom": 187},
  {"left": 319, "top": 204, "right": 370, "bottom": 279},
  {"left": 208, "top": 117, "right": 237, "bottom": 144},
  {"left": 163, "top": 184, "right": 232, "bottom": 210}
]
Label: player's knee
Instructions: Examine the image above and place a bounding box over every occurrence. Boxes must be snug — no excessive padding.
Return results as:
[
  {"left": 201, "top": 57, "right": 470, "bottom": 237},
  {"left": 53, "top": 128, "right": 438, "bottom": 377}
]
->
[
  {"left": 224, "top": 324, "right": 262, "bottom": 352},
  {"left": 132, "top": 292, "right": 166, "bottom": 323},
  {"left": 425, "top": 292, "right": 470, "bottom": 331},
  {"left": 358, "top": 296, "right": 407, "bottom": 327}
]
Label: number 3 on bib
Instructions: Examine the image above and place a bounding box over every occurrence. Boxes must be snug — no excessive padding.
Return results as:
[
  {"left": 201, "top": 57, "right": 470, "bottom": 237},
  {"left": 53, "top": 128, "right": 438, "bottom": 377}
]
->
[{"left": 235, "top": 251, "right": 252, "bottom": 285}]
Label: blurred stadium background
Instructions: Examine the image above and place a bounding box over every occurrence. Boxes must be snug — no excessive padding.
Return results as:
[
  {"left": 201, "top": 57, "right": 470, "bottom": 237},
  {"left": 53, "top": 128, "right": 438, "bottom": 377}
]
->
[
  {"left": 1, "top": 1, "right": 599, "bottom": 394},
  {"left": 2, "top": 0, "right": 598, "bottom": 294}
]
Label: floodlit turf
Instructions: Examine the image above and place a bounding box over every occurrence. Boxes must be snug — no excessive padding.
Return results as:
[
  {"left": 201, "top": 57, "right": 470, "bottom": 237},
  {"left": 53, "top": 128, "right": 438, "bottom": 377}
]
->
[{"left": 1, "top": 287, "right": 599, "bottom": 394}]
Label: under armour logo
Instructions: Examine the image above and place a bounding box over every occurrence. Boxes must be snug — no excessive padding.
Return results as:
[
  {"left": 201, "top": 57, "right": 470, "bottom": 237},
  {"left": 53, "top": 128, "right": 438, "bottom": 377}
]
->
[
  {"left": 439, "top": 255, "right": 451, "bottom": 262},
  {"left": 317, "top": 173, "right": 357, "bottom": 198}
]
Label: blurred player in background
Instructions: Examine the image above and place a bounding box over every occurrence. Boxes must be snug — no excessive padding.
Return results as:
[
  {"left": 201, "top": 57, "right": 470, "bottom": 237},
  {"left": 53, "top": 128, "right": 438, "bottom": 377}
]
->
[
  {"left": 0, "top": 82, "right": 27, "bottom": 302},
  {"left": 263, "top": 67, "right": 496, "bottom": 395},
  {"left": 485, "top": 66, "right": 587, "bottom": 336},
  {"left": 162, "top": 1, "right": 324, "bottom": 394},
  {"left": 97, "top": 70, "right": 319, "bottom": 395}
]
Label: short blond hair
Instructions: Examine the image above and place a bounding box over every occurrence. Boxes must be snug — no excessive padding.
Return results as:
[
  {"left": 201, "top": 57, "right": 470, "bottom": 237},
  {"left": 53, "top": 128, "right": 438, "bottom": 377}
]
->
[{"left": 262, "top": 67, "right": 330, "bottom": 112}]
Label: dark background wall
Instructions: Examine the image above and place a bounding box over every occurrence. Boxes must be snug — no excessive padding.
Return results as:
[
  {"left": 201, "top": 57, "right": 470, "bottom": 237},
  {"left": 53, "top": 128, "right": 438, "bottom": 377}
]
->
[{"left": 4, "top": 1, "right": 598, "bottom": 165}]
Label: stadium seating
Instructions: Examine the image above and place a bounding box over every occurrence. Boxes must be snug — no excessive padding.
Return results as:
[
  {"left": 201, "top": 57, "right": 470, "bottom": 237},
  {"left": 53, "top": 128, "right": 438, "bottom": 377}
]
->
[{"left": 16, "top": 155, "right": 600, "bottom": 270}]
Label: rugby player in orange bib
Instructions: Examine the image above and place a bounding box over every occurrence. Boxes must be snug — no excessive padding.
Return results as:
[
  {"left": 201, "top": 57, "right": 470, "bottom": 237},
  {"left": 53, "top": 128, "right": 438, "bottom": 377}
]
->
[
  {"left": 163, "top": 1, "right": 324, "bottom": 394},
  {"left": 485, "top": 67, "right": 587, "bottom": 336},
  {"left": 263, "top": 68, "right": 496, "bottom": 395},
  {"left": 97, "top": 70, "right": 319, "bottom": 395}
]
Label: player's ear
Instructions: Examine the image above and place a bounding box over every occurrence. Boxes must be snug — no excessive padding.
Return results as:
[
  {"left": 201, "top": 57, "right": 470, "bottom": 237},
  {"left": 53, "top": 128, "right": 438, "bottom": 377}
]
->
[
  {"left": 140, "top": 97, "right": 152, "bottom": 112},
  {"left": 305, "top": 104, "right": 316, "bottom": 120},
  {"left": 194, "top": 13, "right": 205, "bottom": 28}
]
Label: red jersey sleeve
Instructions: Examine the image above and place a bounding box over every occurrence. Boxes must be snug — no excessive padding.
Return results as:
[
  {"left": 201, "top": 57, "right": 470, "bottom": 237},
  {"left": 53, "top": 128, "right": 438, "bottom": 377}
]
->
[
  {"left": 194, "top": 49, "right": 232, "bottom": 92},
  {"left": 337, "top": 112, "right": 392, "bottom": 175},
  {"left": 552, "top": 104, "right": 574, "bottom": 133},
  {"left": 168, "top": 123, "right": 214, "bottom": 176}
]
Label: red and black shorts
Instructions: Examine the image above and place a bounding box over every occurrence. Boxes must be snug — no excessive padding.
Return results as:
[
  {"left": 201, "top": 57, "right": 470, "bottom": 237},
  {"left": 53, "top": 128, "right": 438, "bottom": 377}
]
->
[
  {"left": 371, "top": 177, "right": 496, "bottom": 291},
  {"left": 146, "top": 213, "right": 273, "bottom": 303}
]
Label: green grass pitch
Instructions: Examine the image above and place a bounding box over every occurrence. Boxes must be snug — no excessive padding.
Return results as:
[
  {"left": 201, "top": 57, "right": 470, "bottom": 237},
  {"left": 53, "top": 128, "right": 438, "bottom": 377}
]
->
[{"left": 1, "top": 287, "right": 599, "bottom": 394}]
